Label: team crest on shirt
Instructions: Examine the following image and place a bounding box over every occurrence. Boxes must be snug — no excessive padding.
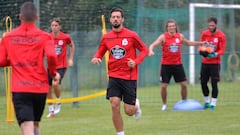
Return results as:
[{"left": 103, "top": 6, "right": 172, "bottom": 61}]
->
[
  {"left": 169, "top": 43, "right": 179, "bottom": 53},
  {"left": 213, "top": 38, "right": 218, "bottom": 43},
  {"left": 58, "top": 40, "right": 64, "bottom": 46},
  {"left": 175, "top": 38, "right": 180, "bottom": 43},
  {"left": 110, "top": 45, "right": 126, "bottom": 59},
  {"left": 122, "top": 38, "right": 128, "bottom": 46}
]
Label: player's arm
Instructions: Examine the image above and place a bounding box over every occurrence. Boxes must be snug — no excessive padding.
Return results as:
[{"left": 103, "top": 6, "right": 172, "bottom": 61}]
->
[
  {"left": 181, "top": 34, "right": 204, "bottom": 46},
  {"left": 0, "top": 38, "right": 9, "bottom": 67},
  {"left": 91, "top": 38, "right": 107, "bottom": 65},
  {"left": 68, "top": 40, "right": 75, "bottom": 67},
  {"left": 44, "top": 38, "right": 58, "bottom": 77},
  {"left": 148, "top": 34, "right": 164, "bottom": 56},
  {"left": 216, "top": 34, "right": 226, "bottom": 56},
  {"left": 130, "top": 33, "right": 148, "bottom": 66}
]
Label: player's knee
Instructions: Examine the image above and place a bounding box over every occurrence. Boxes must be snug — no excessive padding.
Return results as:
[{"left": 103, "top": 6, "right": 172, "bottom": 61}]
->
[
  {"left": 124, "top": 107, "right": 135, "bottom": 116},
  {"left": 124, "top": 103, "right": 136, "bottom": 116},
  {"left": 211, "top": 79, "right": 219, "bottom": 84},
  {"left": 161, "top": 83, "right": 168, "bottom": 89},
  {"left": 201, "top": 81, "right": 208, "bottom": 86},
  {"left": 180, "top": 81, "right": 187, "bottom": 88}
]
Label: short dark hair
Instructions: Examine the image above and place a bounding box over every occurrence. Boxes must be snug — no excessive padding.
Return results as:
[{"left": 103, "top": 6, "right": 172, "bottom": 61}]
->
[
  {"left": 50, "top": 18, "right": 61, "bottom": 25},
  {"left": 208, "top": 17, "right": 217, "bottom": 24},
  {"left": 20, "top": 2, "right": 37, "bottom": 22},
  {"left": 110, "top": 7, "right": 124, "bottom": 17}
]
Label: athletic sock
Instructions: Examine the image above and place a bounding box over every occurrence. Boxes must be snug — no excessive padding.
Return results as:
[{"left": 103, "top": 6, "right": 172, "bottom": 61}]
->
[
  {"left": 204, "top": 96, "right": 210, "bottom": 103},
  {"left": 211, "top": 98, "right": 217, "bottom": 106},
  {"left": 48, "top": 105, "right": 54, "bottom": 113},
  {"left": 117, "top": 131, "right": 124, "bottom": 135}
]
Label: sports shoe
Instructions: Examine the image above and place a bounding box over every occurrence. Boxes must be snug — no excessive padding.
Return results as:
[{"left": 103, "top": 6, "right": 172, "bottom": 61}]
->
[
  {"left": 54, "top": 103, "right": 61, "bottom": 114},
  {"left": 161, "top": 104, "right": 167, "bottom": 111},
  {"left": 46, "top": 112, "right": 55, "bottom": 118},
  {"left": 204, "top": 103, "right": 210, "bottom": 109},
  {"left": 209, "top": 105, "right": 215, "bottom": 110},
  {"left": 133, "top": 99, "right": 142, "bottom": 120}
]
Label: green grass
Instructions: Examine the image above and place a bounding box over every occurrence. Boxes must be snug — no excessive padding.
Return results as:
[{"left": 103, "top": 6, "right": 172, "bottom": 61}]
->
[{"left": 1, "top": 82, "right": 240, "bottom": 135}]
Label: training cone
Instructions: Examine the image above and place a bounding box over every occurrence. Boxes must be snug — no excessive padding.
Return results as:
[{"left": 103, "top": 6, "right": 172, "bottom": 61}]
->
[{"left": 172, "top": 99, "right": 204, "bottom": 111}]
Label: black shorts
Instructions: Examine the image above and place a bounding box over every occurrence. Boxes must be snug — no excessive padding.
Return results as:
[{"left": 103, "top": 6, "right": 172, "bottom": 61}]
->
[
  {"left": 48, "top": 68, "right": 66, "bottom": 85},
  {"left": 12, "top": 92, "right": 47, "bottom": 126},
  {"left": 160, "top": 64, "right": 186, "bottom": 83},
  {"left": 107, "top": 77, "right": 137, "bottom": 105},
  {"left": 200, "top": 63, "right": 220, "bottom": 83}
]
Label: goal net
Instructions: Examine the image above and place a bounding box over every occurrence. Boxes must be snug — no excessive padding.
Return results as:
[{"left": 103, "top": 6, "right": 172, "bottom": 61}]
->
[{"left": 189, "top": 3, "right": 240, "bottom": 84}]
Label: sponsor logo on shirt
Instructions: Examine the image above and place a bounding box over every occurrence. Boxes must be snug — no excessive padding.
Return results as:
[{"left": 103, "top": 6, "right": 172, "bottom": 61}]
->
[
  {"left": 14, "top": 61, "right": 38, "bottom": 67},
  {"left": 55, "top": 45, "right": 62, "bottom": 55},
  {"left": 10, "top": 37, "right": 40, "bottom": 44},
  {"left": 169, "top": 43, "right": 179, "bottom": 53},
  {"left": 110, "top": 45, "right": 126, "bottom": 59}
]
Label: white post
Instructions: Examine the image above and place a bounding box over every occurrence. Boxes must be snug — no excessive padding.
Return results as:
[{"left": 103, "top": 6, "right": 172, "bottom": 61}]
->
[
  {"left": 189, "top": 3, "right": 195, "bottom": 85},
  {"left": 188, "top": 3, "right": 240, "bottom": 85}
]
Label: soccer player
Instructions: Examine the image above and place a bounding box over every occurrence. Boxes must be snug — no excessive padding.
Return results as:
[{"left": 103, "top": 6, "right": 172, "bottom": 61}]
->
[
  {"left": 200, "top": 17, "right": 226, "bottom": 110},
  {"left": 46, "top": 18, "right": 75, "bottom": 118},
  {"left": 91, "top": 7, "right": 148, "bottom": 135},
  {"left": 148, "top": 19, "right": 204, "bottom": 111},
  {"left": 0, "top": 2, "right": 60, "bottom": 135}
]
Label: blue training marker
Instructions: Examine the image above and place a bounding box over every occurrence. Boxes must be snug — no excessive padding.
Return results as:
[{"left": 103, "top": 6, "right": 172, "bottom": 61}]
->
[{"left": 172, "top": 99, "right": 204, "bottom": 111}]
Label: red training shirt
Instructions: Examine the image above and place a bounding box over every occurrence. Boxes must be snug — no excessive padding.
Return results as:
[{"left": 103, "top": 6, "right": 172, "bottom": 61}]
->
[
  {"left": 0, "top": 23, "right": 57, "bottom": 93},
  {"left": 161, "top": 32, "right": 183, "bottom": 65},
  {"left": 93, "top": 27, "right": 148, "bottom": 80},
  {"left": 51, "top": 32, "right": 71, "bottom": 69},
  {"left": 200, "top": 29, "right": 226, "bottom": 64}
]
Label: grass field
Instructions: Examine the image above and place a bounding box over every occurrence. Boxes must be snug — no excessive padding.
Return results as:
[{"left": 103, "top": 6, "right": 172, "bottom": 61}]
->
[{"left": 0, "top": 82, "right": 240, "bottom": 135}]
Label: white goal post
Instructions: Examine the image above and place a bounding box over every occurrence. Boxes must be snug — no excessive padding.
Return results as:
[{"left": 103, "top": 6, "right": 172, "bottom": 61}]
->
[{"left": 189, "top": 3, "right": 240, "bottom": 84}]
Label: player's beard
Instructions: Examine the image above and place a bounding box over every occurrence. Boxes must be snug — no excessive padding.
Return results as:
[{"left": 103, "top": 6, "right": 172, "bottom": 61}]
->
[
  {"left": 112, "top": 22, "right": 121, "bottom": 29},
  {"left": 210, "top": 27, "right": 217, "bottom": 33}
]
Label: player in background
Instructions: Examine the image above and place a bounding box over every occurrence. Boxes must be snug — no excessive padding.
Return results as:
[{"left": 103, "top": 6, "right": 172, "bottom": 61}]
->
[
  {"left": 46, "top": 18, "right": 75, "bottom": 118},
  {"left": 148, "top": 19, "right": 205, "bottom": 111},
  {"left": 199, "top": 17, "right": 226, "bottom": 110},
  {"left": 0, "top": 2, "right": 60, "bottom": 135},
  {"left": 91, "top": 7, "right": 148, "bottom": 135}
]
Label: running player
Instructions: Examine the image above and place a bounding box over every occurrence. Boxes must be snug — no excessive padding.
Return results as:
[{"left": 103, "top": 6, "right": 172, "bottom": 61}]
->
[
  {"left": 46, "top": 18, "right": 75, "bottom": 118},
  {"left": 91, "top": 7, "right": 148, "bottom": 135},
  {"left": 0, "top": 2, "right": 59, "bottom": 134}
]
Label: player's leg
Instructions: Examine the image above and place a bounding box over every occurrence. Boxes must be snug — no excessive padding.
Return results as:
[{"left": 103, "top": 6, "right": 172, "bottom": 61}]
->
[
  {"left": 47, "top": 71, "right": 54, "bottom": 118},
  {"left": 110, "top": 97, "right": 123, "bottom": 134},
  {"left": 179, "top": 81, "right": 187, "bottom": 100},
  {"left": 33, "top": 93, "right": 47, "bottom": 135},
  {"left": 121, "top": 79, "right": 141, "bottom": 119},
  {"left": 161, "top": 83, "right": 168, "bottom": 110},
  {"left": 21, "top": 121, "right": 34, "bottom": 135},
  {"left": 174, "top": 64, "right": 187, "bottom": 101},
  {"left": 34, "top": 122, "right": 40, "bottom": 135},
  {"left": 12, "top": 93, "right": 36, "bottom": 135},
  {"left": 200, "top": 63, "right": 211, "bottom": 109},
  {"left": 209, "top": 64, "right": 220, "bottom": 109},
  {"left": 160, "top": 65, "right": 171, "bottom": 111},
  {"left": 107, "top": 77, "right": 124, "bottom": 135},
  {"left": 53, "top": 68, "right": 66, "bottom": 114},
  {"left": 52, "top": 82, "right": 61, "bottom": 114}
]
